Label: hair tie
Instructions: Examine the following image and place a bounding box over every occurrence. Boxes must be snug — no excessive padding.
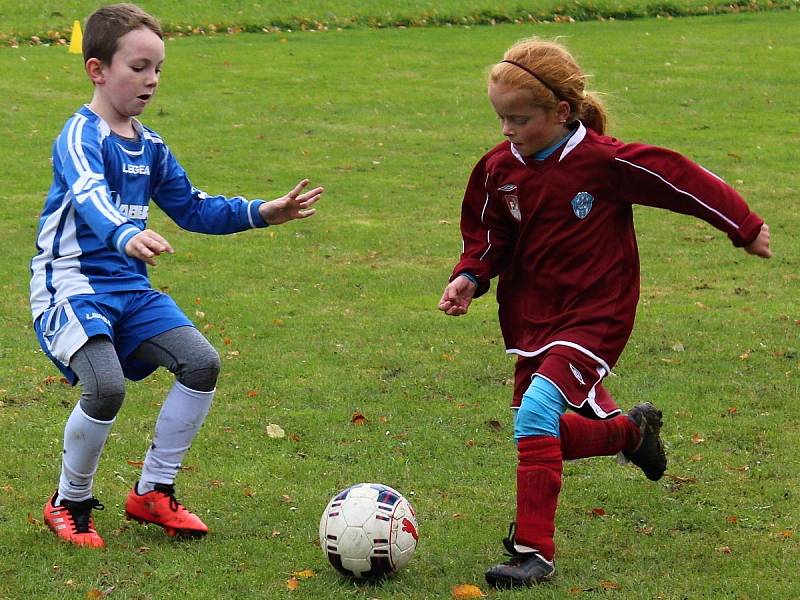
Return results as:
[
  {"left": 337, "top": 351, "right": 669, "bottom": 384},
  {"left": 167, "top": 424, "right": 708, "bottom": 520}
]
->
[{"left": 501, "top": 59, "right": 563, "bottom": 101}]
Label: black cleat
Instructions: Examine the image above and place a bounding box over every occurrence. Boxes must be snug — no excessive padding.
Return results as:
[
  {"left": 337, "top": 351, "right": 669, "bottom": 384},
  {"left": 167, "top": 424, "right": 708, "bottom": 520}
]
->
[
  {"left": 485, "top": 523, "right": 555, "bottom": 588},
  {"left": 623, "top": 402, "right": 667, "bottom": 481}
]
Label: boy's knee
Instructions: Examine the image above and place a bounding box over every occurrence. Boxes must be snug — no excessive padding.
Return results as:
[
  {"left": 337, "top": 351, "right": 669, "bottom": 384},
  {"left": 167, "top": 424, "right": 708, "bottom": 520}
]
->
[
  {"left": 179, "top": 345, "right": 220, "bottom": 392},
  {"left": 80, "top": 373, "right": 126, "bottom": 421}
]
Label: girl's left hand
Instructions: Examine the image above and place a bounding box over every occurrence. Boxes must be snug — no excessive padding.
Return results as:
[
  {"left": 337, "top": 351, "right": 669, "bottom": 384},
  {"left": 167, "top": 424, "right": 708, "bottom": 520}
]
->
[
  {"left": 259, "top": 179, "right": 324, "bottom": 225},
  {"left": 745, "top": 223, "right": 772, "bottom": 258}
]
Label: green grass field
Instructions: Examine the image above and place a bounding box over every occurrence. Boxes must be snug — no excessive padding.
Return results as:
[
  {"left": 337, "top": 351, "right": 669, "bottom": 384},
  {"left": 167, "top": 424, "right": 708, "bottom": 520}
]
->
[{"left": 1, "top": 6, "right": 798, "bottom": 600}]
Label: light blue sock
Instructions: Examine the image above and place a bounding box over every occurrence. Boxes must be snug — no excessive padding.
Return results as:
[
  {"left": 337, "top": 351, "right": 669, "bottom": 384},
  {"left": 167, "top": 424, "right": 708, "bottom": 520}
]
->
[{"left": 514, "top": 375, "right": 567, "bottom": 440}]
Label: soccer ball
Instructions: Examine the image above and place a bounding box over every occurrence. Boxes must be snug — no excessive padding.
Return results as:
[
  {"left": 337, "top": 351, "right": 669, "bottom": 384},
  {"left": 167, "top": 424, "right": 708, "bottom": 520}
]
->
[{"left": 319, "top": 483, "right": 418, "bottom": 580}]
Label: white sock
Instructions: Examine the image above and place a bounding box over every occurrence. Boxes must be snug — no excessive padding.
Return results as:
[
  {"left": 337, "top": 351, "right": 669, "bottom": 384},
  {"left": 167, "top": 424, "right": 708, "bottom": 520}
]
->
[
  {"left": 139, "top": 381, "right": 214, "bottom": 487},
  {"left": 57, "top": 404, "right": 115, "bottom": 503}
]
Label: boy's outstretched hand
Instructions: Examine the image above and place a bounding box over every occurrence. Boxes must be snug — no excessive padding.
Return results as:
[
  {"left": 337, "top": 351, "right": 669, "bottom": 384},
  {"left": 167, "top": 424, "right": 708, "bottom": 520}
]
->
[
  {"left": 259, "top": 179, "right": 324, "bottom": 225},
  {"left": 745, "top": 223, "right": 772, "bottom": 258},
  {"left": 438, "top": 274, "right": 478, "bottom": 316},
  {"left": 126, "top": 229, "right": 174, "bottom": 266}
]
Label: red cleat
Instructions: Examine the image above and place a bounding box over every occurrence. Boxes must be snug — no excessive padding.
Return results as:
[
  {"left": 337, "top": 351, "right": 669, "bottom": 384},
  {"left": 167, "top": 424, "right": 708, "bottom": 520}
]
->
[
  {"left": 125, "top": 482, "right": 208, "bottom": 538},
  {"left": 43, "top": 492, "right": 105, "bottom": 548}
]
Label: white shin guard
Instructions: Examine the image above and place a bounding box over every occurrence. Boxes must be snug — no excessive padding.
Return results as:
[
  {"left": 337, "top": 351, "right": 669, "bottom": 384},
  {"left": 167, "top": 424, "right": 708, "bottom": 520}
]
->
[
  {"left": 140, "top": 381, "right": 214, "bottom": 487},
  {"left": 59, "top": 404, "right": 115, "bottom": 502}
]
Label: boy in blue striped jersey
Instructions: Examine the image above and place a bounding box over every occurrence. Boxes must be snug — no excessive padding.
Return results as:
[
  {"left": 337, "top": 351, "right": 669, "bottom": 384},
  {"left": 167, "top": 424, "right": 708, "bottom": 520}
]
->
[{"left": 31, "top": 3, "right": 324, "bottom": 548}]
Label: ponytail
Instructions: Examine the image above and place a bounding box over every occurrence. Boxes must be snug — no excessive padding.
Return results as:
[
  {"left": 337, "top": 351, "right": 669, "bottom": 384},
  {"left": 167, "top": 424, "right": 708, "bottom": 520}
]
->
[{"left": 579, "top": 92, "right": 607, "bottom": 135}]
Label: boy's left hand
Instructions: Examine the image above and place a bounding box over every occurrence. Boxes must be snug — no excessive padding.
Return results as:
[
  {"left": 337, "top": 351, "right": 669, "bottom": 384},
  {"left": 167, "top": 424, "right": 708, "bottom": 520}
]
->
[
  {"left": 745, "top": 223, "right": 772, "bottom": 258},
  {"left": 259, "top": 179, "right": 324, "bottom": 225}
]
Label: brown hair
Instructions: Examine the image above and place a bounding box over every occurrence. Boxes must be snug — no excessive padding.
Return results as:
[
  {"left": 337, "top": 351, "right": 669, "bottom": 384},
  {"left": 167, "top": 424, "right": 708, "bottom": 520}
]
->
[
  {"left": 83, "top": 3, "right": 162, "bottom": 64},
  {"left": 489, "top": 38, "right": 608, "bottom": 135}
]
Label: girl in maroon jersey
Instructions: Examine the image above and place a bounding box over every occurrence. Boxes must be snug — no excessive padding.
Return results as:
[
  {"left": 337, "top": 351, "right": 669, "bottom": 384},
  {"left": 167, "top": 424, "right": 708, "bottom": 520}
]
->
[{"left": 438, "top": 37, "right": 771, "bottom": 588}]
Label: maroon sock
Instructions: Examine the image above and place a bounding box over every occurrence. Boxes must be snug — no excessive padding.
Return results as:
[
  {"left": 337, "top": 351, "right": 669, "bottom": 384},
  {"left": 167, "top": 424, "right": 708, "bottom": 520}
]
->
[
  {"left": 559, "top": 412, "right": 641, "bottom": 460},
  {"left": 514, "top": 436, "right": 562, "bottom": 561}
]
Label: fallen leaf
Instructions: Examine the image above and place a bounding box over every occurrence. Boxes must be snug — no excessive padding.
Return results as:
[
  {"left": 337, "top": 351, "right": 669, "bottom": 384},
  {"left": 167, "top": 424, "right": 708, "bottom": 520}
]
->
[
  {"left": 86, "top": 589, "right": 105, "bottom": 599},
  {"left": 266, "top": 423, "right": 285, "bottom": 438},
  {"left": 717, "top": 546, "right": 732, "bottom": 554},
  {"left": 272, "top": 529, "right": 281, "bottom": 537},
  {"left": 126, "top": 459, "right": 144, "bottom": 468},
  {"left": 486, "top": 420, "right": 502, "bottom": 432},
  {"left": 691, "top": 433, "right": 705, "bottom": 444},
  {"left": 779, "top": 530, "right": 793, "bottom": 538},
  {"left": 223, "top": 337, "right": 232, "bottom": 345},
  {"left": 286, "top": 577, "right": 299, "bottom": 591},
  {"left": 292, "top": 569, "right": 315, "bottom": 579},
  {"left": 452, "top": 583, "right": 485, "bottom": 599},
  {"left": 591, "top": 507, "right": 606, "bottom": 517},
  {"left": 637, "top": 525, "right": 654, "bottom": 535},
  {"left": 600, "top": 580, "right": 621, "bottom": 590},
  {"left": 281, "top": 494, "right": 293, "bottom": 503},
  {"left": 247, "top": 389, "right": 258, "bottom": 398},
  {"left": 725, "top": 465, "right": 750, "bottom": 473},
  {"left": 665, "top": 474, "right": 698, "bottom": 484},
  {"left": 351, "top": 412, "right": 367, "bottom": 425},
  {"left": 690, "top": 454, "right": 704, "bottom": 462},
  {"left": 726, "top": 515, "right": 738, "bottom": 524}
]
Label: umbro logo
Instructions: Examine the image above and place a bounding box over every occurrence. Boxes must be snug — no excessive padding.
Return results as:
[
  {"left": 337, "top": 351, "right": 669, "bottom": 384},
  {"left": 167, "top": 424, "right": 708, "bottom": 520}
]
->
[
  {"left": 498, "top": 183, "right": 517, "bottom": 192},
  {"left": 569, "top": 363, "right": 586, "bottom": 386}
]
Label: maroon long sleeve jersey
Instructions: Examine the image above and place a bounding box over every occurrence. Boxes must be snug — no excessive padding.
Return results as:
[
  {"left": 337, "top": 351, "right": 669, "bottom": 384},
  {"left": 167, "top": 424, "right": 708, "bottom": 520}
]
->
[{"left": 451, "top": 122, "right": 764, "bottom": 372}]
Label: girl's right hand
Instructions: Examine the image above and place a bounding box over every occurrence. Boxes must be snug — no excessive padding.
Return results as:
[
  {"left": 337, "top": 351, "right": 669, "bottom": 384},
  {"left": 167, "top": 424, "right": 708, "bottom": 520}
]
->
[
  {"left": 745, "top": 223, "right": 772, "bottom": 258},
  {"left": 125, "top": 229, "right": 174, "bottom": 266},
  {"left": 438, "top": 274, "right": 478, "bottom": 316}
]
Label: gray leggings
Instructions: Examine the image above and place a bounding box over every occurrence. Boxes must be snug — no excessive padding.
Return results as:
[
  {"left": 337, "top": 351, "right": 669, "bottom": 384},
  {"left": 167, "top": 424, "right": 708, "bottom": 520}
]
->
[{"left": 69, "top": 326, "right": 221, "bottom": 421}]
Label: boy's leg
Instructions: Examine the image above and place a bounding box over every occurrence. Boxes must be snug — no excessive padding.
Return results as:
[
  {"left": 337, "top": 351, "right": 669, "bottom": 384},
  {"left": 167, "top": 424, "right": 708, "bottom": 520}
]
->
[
  {"left": 485, "top": 375, "right": 563, "bottom": 588},
  {"left": 44, "top": 336, "right": 124, "bottom": 548},
  {"left": 58, "top": 338, "right": 123, "bottom": 501},
  {"left": 124, "top": 326, "right": 220, "bottom": 537}
]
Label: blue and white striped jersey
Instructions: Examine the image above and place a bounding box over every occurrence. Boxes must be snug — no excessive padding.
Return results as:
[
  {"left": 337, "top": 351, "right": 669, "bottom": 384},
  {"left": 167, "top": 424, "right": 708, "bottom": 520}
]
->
[{"left": 30, "top": 105, "right": 267, "bottom": 319}]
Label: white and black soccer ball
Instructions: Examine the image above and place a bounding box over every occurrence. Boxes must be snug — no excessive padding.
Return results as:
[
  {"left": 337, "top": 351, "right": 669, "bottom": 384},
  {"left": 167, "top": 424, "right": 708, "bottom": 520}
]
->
[{"left": 319, "top": 483, "right": 418, "bottom": 580}]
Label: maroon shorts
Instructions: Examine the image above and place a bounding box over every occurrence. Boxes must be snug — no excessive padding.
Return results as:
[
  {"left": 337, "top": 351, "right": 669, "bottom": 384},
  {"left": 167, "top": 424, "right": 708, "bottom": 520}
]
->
[{"left": 512, "top": 346, "right": 621, "bottom": 419}]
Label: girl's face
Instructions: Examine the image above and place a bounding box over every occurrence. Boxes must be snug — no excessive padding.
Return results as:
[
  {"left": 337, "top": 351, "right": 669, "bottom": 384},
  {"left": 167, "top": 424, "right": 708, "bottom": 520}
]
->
[{"left": 488, "top": 82, "right": 569, "bottom": 157}]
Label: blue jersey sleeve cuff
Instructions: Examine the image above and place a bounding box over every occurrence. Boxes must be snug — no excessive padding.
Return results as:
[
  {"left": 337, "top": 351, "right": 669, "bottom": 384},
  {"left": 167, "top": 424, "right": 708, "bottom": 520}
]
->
[
  {"left": 245, "top": 200, "right": 268, "bottom": 228},
  {"left": 112, "top": 224, "right": 143, "bottom": 254}
]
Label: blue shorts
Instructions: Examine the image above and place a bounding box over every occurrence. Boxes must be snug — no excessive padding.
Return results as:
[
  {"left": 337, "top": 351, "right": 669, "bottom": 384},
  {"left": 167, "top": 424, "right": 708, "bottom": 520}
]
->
[{"left": 34, "top": 290, "right": 193, "bottom": 384}]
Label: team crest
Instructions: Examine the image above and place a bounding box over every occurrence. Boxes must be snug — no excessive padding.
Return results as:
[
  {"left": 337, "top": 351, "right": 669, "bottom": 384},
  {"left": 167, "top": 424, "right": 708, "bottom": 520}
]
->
[
  {"left": 498, "top": 184, "right": 521, "bottom": 221},
  {"left": 504, "top": 195, "right": 521, "bottom": 221},
  {"left": 570, "top": 191, "right": 594, "bottom": 219}
]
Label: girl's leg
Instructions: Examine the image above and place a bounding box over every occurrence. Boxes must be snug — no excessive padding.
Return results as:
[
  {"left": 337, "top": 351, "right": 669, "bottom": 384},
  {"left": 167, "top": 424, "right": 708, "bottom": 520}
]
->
[
  {"left": 486, "top": 375, "right": 563, "bottom": 587},
  {"left": 511, "top": 376, "right": 565, "bottom": 561}
]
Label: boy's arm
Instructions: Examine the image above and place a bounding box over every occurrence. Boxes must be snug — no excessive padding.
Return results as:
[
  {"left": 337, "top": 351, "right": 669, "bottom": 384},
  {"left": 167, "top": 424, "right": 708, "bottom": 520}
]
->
[
  {"left": 152, "top": 147, "right": 269, "bottom": 234},
  {"left": 613, "top": 143, "right": 765, "bottom": 248},
  {"left": 449, "top": 156, "right": 516, "bottom": 298}
]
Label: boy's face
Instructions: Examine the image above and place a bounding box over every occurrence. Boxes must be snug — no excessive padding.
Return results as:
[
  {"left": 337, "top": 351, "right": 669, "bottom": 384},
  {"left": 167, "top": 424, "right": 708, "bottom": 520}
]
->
[
  {"left": 91, "top": 26, "right": 165, "bottom": 120},
  {"left": 488, "top": 82, "right": 568, "bottom": 157}
]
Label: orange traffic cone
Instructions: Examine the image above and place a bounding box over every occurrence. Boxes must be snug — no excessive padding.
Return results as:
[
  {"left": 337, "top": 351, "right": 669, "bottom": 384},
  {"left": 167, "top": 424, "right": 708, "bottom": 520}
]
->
[{"left": 68, "top": 20, "right": 83, "bottom": 54}]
